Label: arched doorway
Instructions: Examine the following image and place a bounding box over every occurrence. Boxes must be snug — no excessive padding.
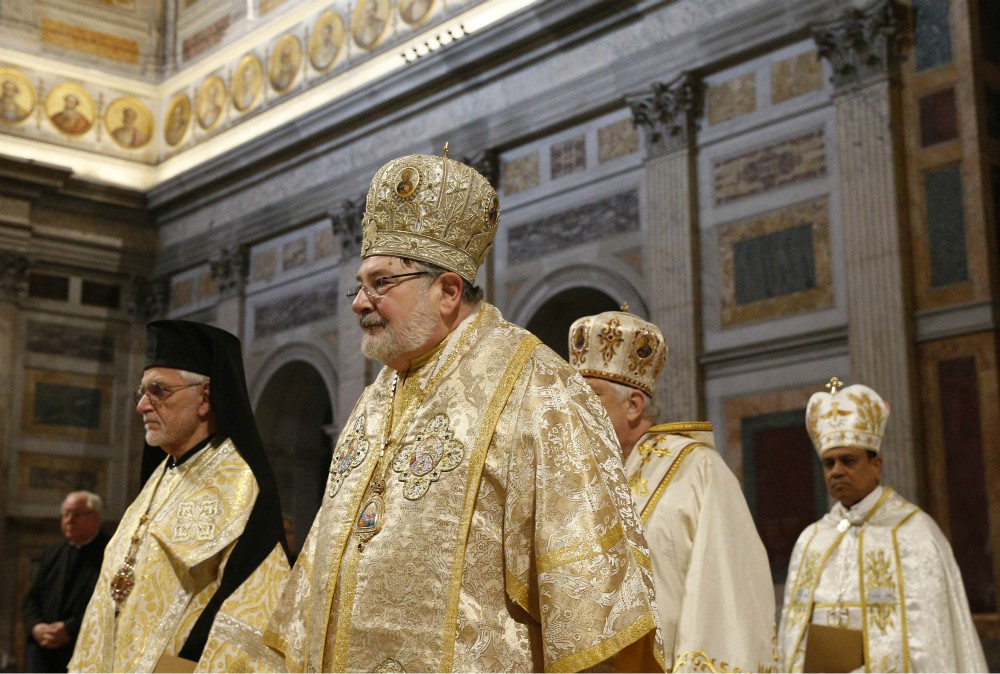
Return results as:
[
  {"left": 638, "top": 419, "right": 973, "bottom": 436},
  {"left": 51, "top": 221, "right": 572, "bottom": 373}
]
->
[
  {"left": 525, "top": 287, "right": 619, "bottom": 360},
  {"left": 254, "top": 361, "right": 332, "bottom": 556}
]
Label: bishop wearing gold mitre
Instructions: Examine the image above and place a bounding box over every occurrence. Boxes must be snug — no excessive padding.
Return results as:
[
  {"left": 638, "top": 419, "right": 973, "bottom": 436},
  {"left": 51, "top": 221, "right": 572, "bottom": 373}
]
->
[
  {"left": 261, "top": 150, "right": 664, "bottom": 672},
  {"left": 569, "top": 310, "right": 777, "bottom": 673},
  {"left": 777, "top": 378, "right": 987, "bottom": 672}
]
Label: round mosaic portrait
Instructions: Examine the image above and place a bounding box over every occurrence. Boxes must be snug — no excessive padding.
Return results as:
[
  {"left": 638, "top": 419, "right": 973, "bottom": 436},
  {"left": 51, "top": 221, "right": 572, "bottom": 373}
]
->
[
  {"left": 269, "top": 34, "right": 302, "bottom": 94},
  {"left": 0, "top": 68, "right": 35, "bottom": 125},
  {"left": 399, "top": 0, "right": 435, "bottom": 27},
  {"left": 196, "top": 75, "right": 227, "bottom": 131},
  {"left": 309, "top": 11, "right": 345, "bottom": 72},
  {"left": 46, "top": 83, "right": 95, "bottom": 136},
  {"left": 164, "top": 93, "right": 191, "bottom": 147},
  {"left": 233, "top": 54, "right": 263, "bottom": 113},
  {"left": 352, "top": 0, "right": 390, "bottom": 51},
  {"left": 105, "top": 97, "right": 153, "bottom": 149}
]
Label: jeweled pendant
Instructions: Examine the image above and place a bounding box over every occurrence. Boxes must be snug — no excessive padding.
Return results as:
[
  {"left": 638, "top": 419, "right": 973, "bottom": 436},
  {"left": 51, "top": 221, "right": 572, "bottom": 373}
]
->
[
  {"left": 111, "top": 560, "right": 136, "bottom": 604},
  {"left": 353, "top": 493, "right": 385, "bottom": 545}
]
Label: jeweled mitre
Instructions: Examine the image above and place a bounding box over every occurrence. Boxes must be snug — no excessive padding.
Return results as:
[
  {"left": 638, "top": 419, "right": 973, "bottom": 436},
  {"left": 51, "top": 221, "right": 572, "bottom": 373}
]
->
[
  {"left": 806, "top": 383, "right": 889, "bottom": 456},
  {"left": 360, "top": 153, "right": 500, "bottom": 283},
  {"left": 568, "top": 311, "right": 668, "bottom": 397}
]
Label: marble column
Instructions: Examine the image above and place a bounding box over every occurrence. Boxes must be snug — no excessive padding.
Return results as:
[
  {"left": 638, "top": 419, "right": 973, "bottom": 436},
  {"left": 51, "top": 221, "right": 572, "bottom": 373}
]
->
[
  {"left": 209, "top": 244, "right": 248, "bottom": 338},
  {"left": 0, "top": 247, "right": 27, "bottom": 662},
  {"left": 627, "top": 73, "right": 704, "bottom": 421},
  {"left": 813, "top": 0, "right": 919, "bottom": 500}
]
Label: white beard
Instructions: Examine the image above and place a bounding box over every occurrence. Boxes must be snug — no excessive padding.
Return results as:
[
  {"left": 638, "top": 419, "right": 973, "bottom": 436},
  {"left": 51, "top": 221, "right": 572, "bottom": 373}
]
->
[{"left": 360, "top": 292, "right": 440, "bottom": 366}]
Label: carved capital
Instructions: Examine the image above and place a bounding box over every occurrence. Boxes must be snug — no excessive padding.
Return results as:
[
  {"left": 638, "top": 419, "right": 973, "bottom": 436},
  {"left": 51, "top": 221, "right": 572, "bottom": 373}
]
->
[
  {"left": 626, "top": 73, "right": 702, "bottom": 159},
  {"left": 208, "top": 246, "right": 248, "bottom": 296},
  {"left": 128, "top": 274, "right": 169, "bottom": 320},
  {"left": 331, "top": 196, "right": 366, "bottom": 259},
  {"left": 812, "top": 0, "right": 899, "bottom": 91},
  {"left": 0, "top": 250, "right": 29, "bottom": 300}
]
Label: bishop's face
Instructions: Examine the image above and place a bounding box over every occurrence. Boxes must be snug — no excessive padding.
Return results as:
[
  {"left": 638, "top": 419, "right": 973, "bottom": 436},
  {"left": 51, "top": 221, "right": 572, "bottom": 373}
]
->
[
  {"left": 135, "top": 367, "right": 210, "bottom": 459},
  {"left": 821, "top": 446, "right": 882, "bottom": 507},
  {"left": 351, "top": 255, "right": 444, "bottom": 371}
]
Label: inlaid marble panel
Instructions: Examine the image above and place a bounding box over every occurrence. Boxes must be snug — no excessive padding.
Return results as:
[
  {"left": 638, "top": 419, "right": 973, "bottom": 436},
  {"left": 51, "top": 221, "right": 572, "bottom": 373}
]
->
[
  {"left": 315, "top": 226, "right": 338, "bottom": 259},
  {"left": 718, "top": 197, "right": 833, "bottom": 326},
  {"left": 924, "top": 164, "right": 969, "bottom": 287},
  {"left": 918, "top": 87, "right": 958, "bottom": 147},
  {"left": 40, "top": 18, "right": 140, "bottom": 65},
  {"left": 283, "top": 237, "right": 308, "bottom": 270},
  {"left": 170, "top": 278, "right": 194, "bottom": 309},
  {"left": 198, "top": 272, "right": 218, "bottom": 300},
  {"left": 502, "top": 152, "right": 540, "bottom": 196},
  {"left": 713, "top": 129, "right": 826, "bottom": 205},
  {"left": 254, "top": 281, "right": 338, "bottom": 338},
  {"left": 913, "top": 0, "right": 953, "bottom": 72},
  {"left": 598, "top": 118, "right": 639, "bottom": 163},
  {"left": 17, "top": 453, "right": 108, "bottom": 507},
  {"left": 707, "top": 72, "right": 756, "bottom": 125},
  {"left": 26, "top": 322, "right": 115, "bottom": 363},
  {"left": 770, "top": 50, "right": 823, "bottom": 104},
  {"left": 252, "top": 249, "right": 278, "bottom": 281},
  {"left": 21, "top": 369, "right": 112, "bottom": 444},
  {"left": 507, "top": 190, "right": 639, "bottom": 264},
  {"left": 550, "top": 135, "right": 586, "bottom": 180},
  {"left": 183, "top": 16, "right": 230, "bottom": 62}
]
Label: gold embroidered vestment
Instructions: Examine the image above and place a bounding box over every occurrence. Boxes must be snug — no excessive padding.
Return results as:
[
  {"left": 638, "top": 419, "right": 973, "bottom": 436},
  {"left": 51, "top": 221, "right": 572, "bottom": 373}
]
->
[
  {"left": 263, "top": 303, "right": 663, "bottom": 672},
  {"left": 69, "top": 437, "right": 290, "bottom": 672},
  {"left": 626, "top": 423, "right": 777, "bottom": 672}
]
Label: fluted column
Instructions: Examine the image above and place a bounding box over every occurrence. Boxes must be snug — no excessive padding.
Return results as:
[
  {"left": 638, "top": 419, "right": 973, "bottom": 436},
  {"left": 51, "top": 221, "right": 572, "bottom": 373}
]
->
[
  {"left": 627, "top": 73, "right": 703, "bottom": 421},
  {"left": 813, "top": 0, "right": 918, "bottom": 499}
]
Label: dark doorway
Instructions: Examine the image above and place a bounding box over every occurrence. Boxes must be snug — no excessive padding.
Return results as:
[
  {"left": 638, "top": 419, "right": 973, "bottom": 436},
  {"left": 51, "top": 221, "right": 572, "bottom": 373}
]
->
[
  {"left": 525, "top": 287, "right": 619, "bottom": 360},
  {"left": 254, "top": 361, "right": 332, "bottom": 558}
]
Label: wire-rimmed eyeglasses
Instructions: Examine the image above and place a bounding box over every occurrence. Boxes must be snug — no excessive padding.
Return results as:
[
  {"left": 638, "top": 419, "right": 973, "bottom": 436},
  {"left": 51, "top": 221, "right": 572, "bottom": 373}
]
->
[
  {"left": 345, "top": 272, "right": 429, "bottom": 301},
  {"left": 133, "top": 381, "right": 201, "bottom": 405}
]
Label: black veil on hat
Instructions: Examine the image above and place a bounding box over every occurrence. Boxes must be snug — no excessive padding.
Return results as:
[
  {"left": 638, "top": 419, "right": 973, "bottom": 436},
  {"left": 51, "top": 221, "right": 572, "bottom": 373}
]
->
[{"left": 140, "top": 320, "right": 288, "bottom": 661}]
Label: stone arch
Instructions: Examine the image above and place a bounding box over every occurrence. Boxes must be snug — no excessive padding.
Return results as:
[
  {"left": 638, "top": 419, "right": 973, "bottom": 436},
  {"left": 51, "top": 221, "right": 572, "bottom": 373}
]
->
[
  {"left": 250, "top": 343, "right": 337, "bottom": 555},
  {"left": 510, "top": 265, "right": 648, "bottom": 361}
]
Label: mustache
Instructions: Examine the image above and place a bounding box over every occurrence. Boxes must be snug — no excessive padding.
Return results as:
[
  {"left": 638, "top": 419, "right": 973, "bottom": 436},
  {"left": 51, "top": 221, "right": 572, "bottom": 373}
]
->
[{"left": 359, "top": 314, "right": 386, "bottom": 329}]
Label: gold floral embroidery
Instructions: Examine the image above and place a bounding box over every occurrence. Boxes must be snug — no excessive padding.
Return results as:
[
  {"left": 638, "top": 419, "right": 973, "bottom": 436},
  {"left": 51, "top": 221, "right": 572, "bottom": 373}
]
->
[
  {"left": 673, "top": 649, "right": 778, "bottom": 672},
  {"left": 863, "top": 548, "right": 897, "bottom": 634},
  {"left": 328, "top": 415, "right": 371, "bottom": 498},
  {"left": 597, "top": 317, "right": 624, "bottom": 363},
  {"left": 628, "top": 438, "right": 673, "bottom": 496},
  {"left": 787, "top": 551, "right": 821, "bottom": 626},
  {"left": 849, "top": 390, "right": 887, "bottom": 434},
  {"left": 173, "top": 497, "right": 220, "bottom": 541},
  {"left": 391, "top": 413, "right": 464, "bottom": 500}
]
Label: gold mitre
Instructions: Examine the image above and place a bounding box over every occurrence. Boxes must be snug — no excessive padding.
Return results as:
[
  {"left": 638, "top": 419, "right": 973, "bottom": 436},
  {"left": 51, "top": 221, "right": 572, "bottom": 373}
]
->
[
  {"left": 568, "top": 310, "right": 668, "bottom": 397},
  {"left": 360, "top": 150, "right": 500, "bottom": 283},
  {"left": 806, "top": 378, "right": 890, "bottom": 456}
]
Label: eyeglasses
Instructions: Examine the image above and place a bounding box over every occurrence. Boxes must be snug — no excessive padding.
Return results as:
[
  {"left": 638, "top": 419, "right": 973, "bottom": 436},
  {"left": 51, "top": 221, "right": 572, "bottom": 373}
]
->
[
  {"left": 133, "top": 381, "right": 201, "bottom": 405},
  {"left": 346, "top": 272, "right": 429, "bottom": 301},
  {"left": 61, "top": 509, "right": 97, "bottom": 519}
]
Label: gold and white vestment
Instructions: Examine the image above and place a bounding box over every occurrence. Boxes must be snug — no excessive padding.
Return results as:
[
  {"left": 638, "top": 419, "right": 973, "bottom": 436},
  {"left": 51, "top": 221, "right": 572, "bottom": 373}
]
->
[
  {"left": 778, "top": 485, "right": 988, "bottom": 672},
  {"left": 263, "top": 303, "right": 663, "bottom": 673},
  {"left": 626, "top": 422, "right": 777, "bottom": 672},
  {"left": 69, "top": 437, "right": 290, "bottom": 672}
]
